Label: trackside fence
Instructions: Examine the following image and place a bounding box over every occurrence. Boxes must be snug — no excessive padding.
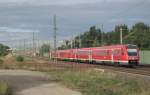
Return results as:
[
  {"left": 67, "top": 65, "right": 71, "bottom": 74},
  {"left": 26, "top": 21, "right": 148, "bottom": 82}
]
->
[{"left": 140, "top": 51, "right": 150, "bottom": 64}]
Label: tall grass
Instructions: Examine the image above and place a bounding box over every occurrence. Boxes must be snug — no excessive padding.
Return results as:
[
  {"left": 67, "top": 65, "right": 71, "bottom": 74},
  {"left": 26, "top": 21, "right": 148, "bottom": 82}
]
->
[
  {"left": 48, "top": 69, "right": 150, "bottom": 95},
  {"left": 0, "top": 82, "right": 10, "bottom": 95}
]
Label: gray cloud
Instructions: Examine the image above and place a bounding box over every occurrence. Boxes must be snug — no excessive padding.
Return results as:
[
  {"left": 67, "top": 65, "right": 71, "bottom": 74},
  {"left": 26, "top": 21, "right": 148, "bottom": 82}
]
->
[
  {"left": 0, "top": 0, "right": 149, "bottom": 47},
  {"left": 0, "top": 27, "right": 40, "bottom": 33}
]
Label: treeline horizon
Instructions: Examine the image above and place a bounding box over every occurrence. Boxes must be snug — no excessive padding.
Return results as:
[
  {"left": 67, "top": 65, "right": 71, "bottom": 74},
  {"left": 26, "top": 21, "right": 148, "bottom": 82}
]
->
[{"left": 58, "top": 22, "right": 150, "bottom": 50}]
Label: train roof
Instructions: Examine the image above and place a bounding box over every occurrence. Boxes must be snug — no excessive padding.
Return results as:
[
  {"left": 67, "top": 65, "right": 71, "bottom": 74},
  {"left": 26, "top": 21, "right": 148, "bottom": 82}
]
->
[{"left": 56, "top": 44, "right": 137, "bottom": 52}]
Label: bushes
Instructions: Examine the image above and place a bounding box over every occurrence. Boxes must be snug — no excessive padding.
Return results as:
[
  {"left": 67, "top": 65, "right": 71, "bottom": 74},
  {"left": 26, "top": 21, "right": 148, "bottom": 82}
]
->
[
  {"left": 0, "top": 59, "right": 3, "bottom": 65},
  {"left": 0, "top": 44, "right": 10, "bottom": 57},
  {"left": 16, "top": 56, "right": 24, "bottom": 62}
]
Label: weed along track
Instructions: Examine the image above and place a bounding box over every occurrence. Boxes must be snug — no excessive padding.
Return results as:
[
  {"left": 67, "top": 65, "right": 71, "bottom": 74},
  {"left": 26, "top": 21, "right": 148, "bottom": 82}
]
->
[
  {"left": 61, "top": 61, "right": 150, "bottom": 76},
  {"left": 5, "top": 55, "right": 150, "bottom": 77},
  {"left": 19, "top": 56, "right": 150, "bottom": 77}
]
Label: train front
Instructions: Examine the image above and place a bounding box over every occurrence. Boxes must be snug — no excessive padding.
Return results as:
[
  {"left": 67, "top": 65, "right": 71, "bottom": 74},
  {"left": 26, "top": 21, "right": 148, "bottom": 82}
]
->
[{"left": 126, "top": 44, "right": 139, "bottom": 65}]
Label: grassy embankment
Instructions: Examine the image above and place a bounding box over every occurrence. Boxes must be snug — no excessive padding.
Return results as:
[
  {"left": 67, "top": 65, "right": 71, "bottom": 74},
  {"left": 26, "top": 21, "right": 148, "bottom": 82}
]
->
[
  {"left": 48, "top": 69, "right": 150, "bottom": 95},
  {"left": 1, "top": 55, "right": 150, "bottom": 95},
  {"left": 0, "top": 82, "right": 10, "bottom": 95}
]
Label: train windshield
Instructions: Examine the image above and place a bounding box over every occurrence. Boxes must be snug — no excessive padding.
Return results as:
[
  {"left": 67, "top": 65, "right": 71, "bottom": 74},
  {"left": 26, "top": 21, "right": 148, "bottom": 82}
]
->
[{"left": 127, "top": 45, "right": 138, "bottom": 56}]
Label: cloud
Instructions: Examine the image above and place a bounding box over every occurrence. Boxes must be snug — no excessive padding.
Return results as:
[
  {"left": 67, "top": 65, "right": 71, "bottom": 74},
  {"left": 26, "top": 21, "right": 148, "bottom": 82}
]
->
[
  {"left": 0, "top": 0, "right": 99, "bottom": 4},
  {"left": 0, "top": 27, "right": 40, "bottom": 33},
  {"left": 0, "top": 0, "right": 99, "bottom": 6},
  {"left": 0, "top": 0, "right": 149, "bottom": 47},
  {"left": 0, "top": 0, "right": 143, "bottom": 6}
]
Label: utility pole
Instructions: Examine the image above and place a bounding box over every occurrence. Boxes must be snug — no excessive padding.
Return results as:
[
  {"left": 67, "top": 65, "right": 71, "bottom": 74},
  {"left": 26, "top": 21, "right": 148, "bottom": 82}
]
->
[
  {"left": 23, "top": 39, "right": 26, "bottom": 55},
  {"left": 49, "top": 40, "right": 51, "bottom": 60},
  {"left": 36, "top": 32, "right": 40, "bottom": 57},
  {"left": 37, "top": 39, "right": 39, "bottom": 55},
  {"left": 120, "top": 28, "right": 123, "bottom": 44},
  {"left": 33, "top": 32, "right": 35, "bottom": 56},
  {"left": 53, "top": 15, "right": 57, "bottom": 62},
  {"left": 71, "top": 32, "right": 74, "bottom": 49},
  {"left": 101, "top": 24, "right": 104, "bottom": 46},
  {"left": 19, "top": 40, "right": 22, "bottom": 55},
  {"left": 79, "top": 34, "right": 81, "bottom": 48},
  {"left": 70, "top": 38, "right": 72, "bottom": 49}
]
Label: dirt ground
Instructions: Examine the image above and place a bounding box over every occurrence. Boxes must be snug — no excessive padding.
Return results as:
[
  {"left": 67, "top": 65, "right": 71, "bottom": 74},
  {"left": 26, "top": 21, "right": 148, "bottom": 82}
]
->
[{"left": 0, "top": 70, "right": 82, "bottom": 95}]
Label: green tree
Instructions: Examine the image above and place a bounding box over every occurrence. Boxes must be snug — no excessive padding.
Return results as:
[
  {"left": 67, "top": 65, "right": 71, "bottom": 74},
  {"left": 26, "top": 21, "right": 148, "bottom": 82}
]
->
[
  {"left": 40, "top": 44, "right": 51, "bottom": 56},
  {"left": 79, "top": 26, "right": 101, "bottom": 48},
  {"left": 58, "top": 45, "right": 67, "bottom": 50},
  {"left": 58, "top": 22, "right": 150, "bottom": 50},
  {"left": 125, "top": 22, "right": 150, "bottom": 49},
  {"left": 0, "top": 44, "right": 10, "bottom": 56},
  {"left": 113, "top": 24, "right": 129, "bottom": 44}
]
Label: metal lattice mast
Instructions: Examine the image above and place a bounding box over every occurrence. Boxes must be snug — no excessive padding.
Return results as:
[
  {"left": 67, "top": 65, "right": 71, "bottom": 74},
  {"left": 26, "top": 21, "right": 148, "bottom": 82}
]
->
[
  {"left": 120, "top": 28, "right": 123, "bottom": 44},
  {"left": 53, "top": 15, "right": 57, "bottom": 62}
]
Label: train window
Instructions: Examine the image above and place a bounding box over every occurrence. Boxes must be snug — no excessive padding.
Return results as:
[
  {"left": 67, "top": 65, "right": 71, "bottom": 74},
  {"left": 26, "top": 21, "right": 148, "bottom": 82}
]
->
[
  {"left": 118, "top": 50, "right": 122, "bottom": 55},
  {"left": 77, "top": 51, "right": 90, "bottom": 55},
  {"left": 127, "top": 45, "right": 138, "bottom": 56},
  {"left": 94, "top": 50, "right": 108, "bottom": 56},
  {"left": 127, "top": 49, "right": 137, "bottom": 56}
]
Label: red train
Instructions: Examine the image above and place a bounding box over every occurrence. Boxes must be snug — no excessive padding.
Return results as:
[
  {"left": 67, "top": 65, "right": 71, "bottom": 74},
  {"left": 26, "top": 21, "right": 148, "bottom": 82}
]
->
[{"left": 53, "top": 44, "right": 139, "bottom": 66}]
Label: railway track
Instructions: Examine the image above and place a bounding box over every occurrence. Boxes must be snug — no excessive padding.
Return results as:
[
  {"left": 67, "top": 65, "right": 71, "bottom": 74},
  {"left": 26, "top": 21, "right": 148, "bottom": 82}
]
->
[
  {"left": 94, "top": 65, "right": 150, "bottom": 76},
  {"left": 24, "top": 56, "right": 150, "bottom": 76},
  {"left": 57, "top": 61, "right": 150, "bottom": 76}
]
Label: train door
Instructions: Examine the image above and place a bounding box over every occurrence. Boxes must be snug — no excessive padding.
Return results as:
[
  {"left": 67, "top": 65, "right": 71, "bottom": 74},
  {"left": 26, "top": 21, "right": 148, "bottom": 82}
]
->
[
  {"left": 111, "top": 49, "right": 114, "bottom": 63},
  {"left": 113, "top": 48, "right": 122, "bottom": 64},
  {"left": 88, "top": 49, "right": 92, "bottom": 62}
]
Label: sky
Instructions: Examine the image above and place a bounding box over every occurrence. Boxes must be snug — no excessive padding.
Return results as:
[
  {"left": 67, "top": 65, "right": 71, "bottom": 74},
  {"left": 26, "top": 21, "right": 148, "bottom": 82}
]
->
[{"left": 0, "top": 0, "right": 150, "bottom": 47}]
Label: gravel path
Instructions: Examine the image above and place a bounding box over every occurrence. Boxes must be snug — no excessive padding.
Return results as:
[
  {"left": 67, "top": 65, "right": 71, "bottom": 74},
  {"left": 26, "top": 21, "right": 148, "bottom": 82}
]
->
[{"left": 0, "top": 70, "right": 82, "bottom": 95}]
